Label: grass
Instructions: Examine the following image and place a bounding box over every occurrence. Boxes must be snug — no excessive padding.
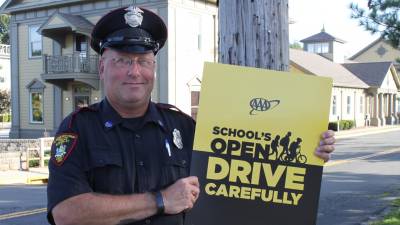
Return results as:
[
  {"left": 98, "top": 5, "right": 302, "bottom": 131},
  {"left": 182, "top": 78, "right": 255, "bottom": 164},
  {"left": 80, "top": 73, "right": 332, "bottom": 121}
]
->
[{"left": 371, "top": 198, "right": 400, "bottom": 225}]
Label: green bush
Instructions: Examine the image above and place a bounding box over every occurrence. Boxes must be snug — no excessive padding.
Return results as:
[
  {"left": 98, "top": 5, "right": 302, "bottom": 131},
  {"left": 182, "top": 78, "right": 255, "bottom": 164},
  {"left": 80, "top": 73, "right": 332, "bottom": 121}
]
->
[
  {"left": 28, "top": 159, "right": 49, "bottom": 167},
  {"left": 29, "top": 159, "right": 39, "bottom": 168},
  {"left": 0, "top": 113, "right": 11, "bottom": 122},
  {"left": 337, "top": 120, "right": 355, "bottom": 130},
  {"left": 328, "top": 122, "right": 338, "bottom": 131}
]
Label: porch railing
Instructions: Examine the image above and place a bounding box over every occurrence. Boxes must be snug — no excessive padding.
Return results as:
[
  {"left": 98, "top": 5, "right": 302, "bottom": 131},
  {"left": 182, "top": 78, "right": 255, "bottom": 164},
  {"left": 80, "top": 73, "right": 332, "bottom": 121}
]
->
[
  {"left": 0, "top": 44, "right": 10, "bottom": 56},
  {"left": 43, "top": 54, "right": 99, "bottom": 74}
]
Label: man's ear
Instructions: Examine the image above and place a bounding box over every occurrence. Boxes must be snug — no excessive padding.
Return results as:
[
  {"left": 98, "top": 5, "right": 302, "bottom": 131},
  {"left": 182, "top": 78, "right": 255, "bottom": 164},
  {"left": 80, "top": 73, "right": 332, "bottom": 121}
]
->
[{"left": 99, "top": 58, "right": 105, "bottom": 80}]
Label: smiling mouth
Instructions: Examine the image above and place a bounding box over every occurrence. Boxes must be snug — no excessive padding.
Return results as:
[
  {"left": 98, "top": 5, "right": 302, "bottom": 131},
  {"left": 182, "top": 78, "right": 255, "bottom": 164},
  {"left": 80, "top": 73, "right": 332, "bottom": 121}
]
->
[{"left": 123, "top": 82, "right": 145, "bottom": 85}]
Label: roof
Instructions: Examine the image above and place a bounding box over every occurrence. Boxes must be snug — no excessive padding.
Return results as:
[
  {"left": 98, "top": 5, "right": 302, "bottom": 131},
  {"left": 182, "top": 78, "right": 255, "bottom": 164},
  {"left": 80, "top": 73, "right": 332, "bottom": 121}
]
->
[
  {"left": 300, "top": 31, "right": 346, "bottom": 44},
  {"left": 37, "top": 12, "right": 94, "bottom": 47},
  {"left": 349, "top": 37, "right": 384, "bottom": 60},
  {"left": 0, "top": 0, "right": 83, "bottom": 14},
  {"left": 290, "top": 49, "right": 369, "bottom": 88},
  {"left": 342, "top": 61, "right": 393, "bottom": 87}
]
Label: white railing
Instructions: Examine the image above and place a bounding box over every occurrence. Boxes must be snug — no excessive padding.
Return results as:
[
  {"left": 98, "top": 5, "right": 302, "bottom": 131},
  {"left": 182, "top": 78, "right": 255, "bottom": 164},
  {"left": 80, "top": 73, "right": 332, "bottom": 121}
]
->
[
  {"left": 0, "top": 44, "right": 10, "bottom": 56},
  {"left": 25, "top": 137, "right": 53, "bottom": 169}
]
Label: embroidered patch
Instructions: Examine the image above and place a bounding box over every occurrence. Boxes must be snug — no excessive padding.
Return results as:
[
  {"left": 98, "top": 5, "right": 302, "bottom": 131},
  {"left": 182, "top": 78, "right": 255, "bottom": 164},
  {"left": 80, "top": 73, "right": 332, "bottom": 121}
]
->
[{"left": 51, "top": 133, "right": 78, "bottom": 166}]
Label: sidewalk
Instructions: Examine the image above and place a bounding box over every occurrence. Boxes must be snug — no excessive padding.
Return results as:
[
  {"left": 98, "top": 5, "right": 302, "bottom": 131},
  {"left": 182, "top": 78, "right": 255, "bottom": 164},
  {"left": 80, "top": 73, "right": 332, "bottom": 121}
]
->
[
  {"left": 0, "top": 167, "right": 49, "bottom": 185},
  {"left": 335, "top": 125, "right": 400, "bottom": 139},
  {"left": 1, "top": 125, "right": 399, "bottom": 185}
]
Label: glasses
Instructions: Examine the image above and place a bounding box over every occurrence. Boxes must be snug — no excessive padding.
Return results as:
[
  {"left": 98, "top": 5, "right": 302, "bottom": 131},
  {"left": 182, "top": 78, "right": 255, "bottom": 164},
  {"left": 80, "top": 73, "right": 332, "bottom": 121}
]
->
[{"left": 107, "top": 57, "right": 156, "bottom": 70}]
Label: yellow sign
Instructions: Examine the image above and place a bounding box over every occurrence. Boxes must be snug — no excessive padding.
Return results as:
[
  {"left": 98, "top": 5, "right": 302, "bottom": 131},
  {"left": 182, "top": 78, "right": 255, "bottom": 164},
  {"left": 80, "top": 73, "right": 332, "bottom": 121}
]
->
[{"left": 186, "top": 62, "right": 332, "bottom": 225}]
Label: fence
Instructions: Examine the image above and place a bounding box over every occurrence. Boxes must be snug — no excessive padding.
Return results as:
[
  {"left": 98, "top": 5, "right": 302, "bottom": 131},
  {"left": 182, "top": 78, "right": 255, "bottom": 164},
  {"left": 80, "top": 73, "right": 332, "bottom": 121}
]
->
[
  {"left": 24, "top": 137, "right": 53, "bottom": 170},
  {"left": 0, "top": 137, "right": 53, "bottom": 171}
]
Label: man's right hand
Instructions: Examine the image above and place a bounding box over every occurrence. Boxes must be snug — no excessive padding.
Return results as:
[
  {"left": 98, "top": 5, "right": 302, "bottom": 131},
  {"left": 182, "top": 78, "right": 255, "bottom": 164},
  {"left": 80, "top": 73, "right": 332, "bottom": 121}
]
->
[{"left": 162, "top": 176, "right": 200, "bottom": 214}]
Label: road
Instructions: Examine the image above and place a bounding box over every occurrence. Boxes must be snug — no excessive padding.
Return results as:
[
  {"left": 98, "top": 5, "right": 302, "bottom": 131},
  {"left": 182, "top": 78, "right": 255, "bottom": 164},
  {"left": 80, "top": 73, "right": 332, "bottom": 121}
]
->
[
  {"left": 317, "top": 130, "right": 400, "bottom": 225},
  {"left": 0, "top": 130, "right": 399, "bottom": 225},
  {"left": 0, "top": 185, "right": 47, "bottom": 225}
]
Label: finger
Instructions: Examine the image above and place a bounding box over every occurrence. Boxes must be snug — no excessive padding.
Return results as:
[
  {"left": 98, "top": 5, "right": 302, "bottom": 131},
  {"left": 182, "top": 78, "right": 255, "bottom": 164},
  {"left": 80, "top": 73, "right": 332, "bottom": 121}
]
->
[
  {"left": 191, "top": 186, "right": 200, "bottom": 199},
  {"left": 319, "top": 136, "right": 336, "bottom": 145},
  {"left": 317, "top": 144, "right": 335, "bottom": 154},
  {"left": 314, "top": 149, "right": 331, "bottom": 162},
  {"left": 322, "top": 130, "right": 335, "bottom": 139},
  {"left": 185, "top": 176, "right": 200, "bottom": 187}
]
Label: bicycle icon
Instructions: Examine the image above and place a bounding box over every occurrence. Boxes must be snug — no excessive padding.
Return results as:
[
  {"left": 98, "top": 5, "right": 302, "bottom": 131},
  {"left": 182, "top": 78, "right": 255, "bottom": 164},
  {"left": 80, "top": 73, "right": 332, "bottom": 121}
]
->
[{"left": 270, "top": 134, "right": 308, "bottom": 164}]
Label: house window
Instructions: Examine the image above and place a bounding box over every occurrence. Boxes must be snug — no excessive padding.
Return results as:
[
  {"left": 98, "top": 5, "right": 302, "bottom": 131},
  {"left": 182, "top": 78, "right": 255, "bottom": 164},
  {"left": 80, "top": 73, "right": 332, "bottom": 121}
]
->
[
  {"left": 360, "top": 96, "right": 363, "bottom": 113},
  {"left": 347, "top": 96, "right": 351, "bottom": 114},
  {"left": 0, "top": 76, "right": 4, "bottom": 83},
  {"left": 307, "top": 42, "right": 329, "bottom": 54},
  {"left": 75, "top": 34, "right": 88, "bottom": 57},
  {"left": 73, "top": 84, "right": 91, "bottom": 111},
  {"left": 332, "top": 95, "right": 337, "bottom": 115},
  {"left": 29, "top": 25, "right": 42, "bottom": 58},
  {"left": 30, "top": 91, "right": 43, "bottom": 123},
  {"left": 191, "top": 91, "right": 200, "bottom": 120}
]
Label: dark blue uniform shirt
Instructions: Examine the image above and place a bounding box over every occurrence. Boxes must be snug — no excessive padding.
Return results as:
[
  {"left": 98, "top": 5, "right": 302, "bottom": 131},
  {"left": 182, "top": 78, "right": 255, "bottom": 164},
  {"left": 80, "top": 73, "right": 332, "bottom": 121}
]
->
[{"left": 47, "top": 98, "right": 195, "bottom": 225}]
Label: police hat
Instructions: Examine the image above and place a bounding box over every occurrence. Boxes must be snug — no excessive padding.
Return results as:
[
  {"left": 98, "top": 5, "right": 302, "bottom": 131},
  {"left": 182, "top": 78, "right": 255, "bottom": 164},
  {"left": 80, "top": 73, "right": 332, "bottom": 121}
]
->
[{"left": 91, "top": 6, "right": 167, "bottom": 55}]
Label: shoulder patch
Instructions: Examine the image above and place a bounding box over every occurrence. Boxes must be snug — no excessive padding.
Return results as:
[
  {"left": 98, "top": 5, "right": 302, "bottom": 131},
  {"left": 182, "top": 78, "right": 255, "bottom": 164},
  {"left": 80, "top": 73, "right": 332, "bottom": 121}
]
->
[{"left": 51, "top": 133, "right": 78, "bottom": 166}]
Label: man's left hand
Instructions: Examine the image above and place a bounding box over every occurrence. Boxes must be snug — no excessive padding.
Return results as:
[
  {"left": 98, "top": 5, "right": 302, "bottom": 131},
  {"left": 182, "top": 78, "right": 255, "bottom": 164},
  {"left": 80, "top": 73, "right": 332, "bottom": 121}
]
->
[{"left": 314, "top": 130, "right": 335, "bottom": 162}]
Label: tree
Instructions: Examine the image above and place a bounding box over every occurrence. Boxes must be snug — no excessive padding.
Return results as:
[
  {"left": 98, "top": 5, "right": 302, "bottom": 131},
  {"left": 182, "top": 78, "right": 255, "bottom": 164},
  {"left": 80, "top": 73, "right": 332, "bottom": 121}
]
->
[
  {"left": 0, "top": 90, "right": 11, "bottom": 114},
  {"left": 218, "top": 0, "right": 289, "bottom": 71},
  {"left": 290, "top": 42, "right": 302, "bottom": 49},
  {"left": 0, "top": 14, "right": 9, "bottom": 45},
  {"left": 350, "top": 0, "right": 400, "bottom": 48}
]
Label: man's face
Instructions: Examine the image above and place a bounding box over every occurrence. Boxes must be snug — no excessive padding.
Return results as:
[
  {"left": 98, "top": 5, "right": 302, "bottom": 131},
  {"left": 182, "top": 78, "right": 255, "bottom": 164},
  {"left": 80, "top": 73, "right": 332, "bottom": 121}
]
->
[{"left": 99, "top": 48, "right": 156, "bottom": 108}]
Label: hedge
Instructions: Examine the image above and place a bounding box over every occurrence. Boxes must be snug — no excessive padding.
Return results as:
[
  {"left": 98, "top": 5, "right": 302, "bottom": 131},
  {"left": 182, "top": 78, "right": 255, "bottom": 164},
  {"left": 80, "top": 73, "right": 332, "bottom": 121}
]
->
[
  {"left": 328, "top": 120, "right": 355, "bottom": 131},
  {"left": 0, "top": 114, "right": 11, "bottom": 122}
]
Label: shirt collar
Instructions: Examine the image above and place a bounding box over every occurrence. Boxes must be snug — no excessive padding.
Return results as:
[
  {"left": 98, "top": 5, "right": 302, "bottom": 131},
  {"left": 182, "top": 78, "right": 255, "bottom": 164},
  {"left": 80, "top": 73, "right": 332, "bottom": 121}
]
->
[{"left": 99, "top": 98, "right": 166, "bottom": 132}]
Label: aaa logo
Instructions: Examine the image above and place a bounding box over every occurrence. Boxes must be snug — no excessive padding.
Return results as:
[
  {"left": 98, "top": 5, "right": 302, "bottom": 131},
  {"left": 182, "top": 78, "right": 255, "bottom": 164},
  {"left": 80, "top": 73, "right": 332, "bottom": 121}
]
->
[{"left": 249, "top": 98, "right": 280, "bottom": 115}]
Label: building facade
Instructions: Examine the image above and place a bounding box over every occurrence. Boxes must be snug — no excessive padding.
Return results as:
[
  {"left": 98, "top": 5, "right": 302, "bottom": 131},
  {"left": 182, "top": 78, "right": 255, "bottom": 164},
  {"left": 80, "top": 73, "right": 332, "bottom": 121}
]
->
[
  {"left": 0, "top": 0, "right": 217, "bottom": 138},
  {"left": 350, "top": 37, "right": 400, "bottom": 72},
  {"left": 291, "top": 30, "right": 400, "bottom": 128},
  {"left": 0, "top": 44, "right": 10, "bottom": 92}
]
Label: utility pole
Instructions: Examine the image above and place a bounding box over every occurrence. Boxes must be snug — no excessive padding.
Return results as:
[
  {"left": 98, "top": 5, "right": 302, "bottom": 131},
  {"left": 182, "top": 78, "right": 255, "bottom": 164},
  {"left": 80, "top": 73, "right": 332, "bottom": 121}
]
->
[{"left": 218, "top": 0, "right": 289, "bottom": 71}]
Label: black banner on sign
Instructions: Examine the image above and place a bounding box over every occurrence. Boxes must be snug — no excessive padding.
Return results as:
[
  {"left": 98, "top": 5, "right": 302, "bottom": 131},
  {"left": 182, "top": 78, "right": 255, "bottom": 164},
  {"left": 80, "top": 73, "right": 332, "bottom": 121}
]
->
[{"left": 185, "top": 151, "right": 323, "bottom": 225}]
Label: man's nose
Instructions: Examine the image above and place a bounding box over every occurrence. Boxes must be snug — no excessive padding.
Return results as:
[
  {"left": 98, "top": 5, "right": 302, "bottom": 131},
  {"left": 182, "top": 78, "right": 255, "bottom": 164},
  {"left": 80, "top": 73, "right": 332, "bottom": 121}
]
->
[{"left": 127, "top": 61, "right": 141, "bottom": 75}]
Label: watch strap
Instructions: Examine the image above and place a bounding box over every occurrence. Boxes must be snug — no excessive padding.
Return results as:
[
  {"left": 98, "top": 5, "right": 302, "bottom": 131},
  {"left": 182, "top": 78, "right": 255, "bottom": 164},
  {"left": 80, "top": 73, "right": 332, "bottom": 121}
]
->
[{"left": 154, "top": 191, "right": 165, "bottom": 215}]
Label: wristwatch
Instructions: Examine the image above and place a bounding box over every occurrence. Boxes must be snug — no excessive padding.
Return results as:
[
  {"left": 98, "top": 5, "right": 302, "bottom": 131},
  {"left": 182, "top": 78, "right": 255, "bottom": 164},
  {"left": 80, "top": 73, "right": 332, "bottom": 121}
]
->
[{"left": 154, "top": 191, "right": 165, "bottom": 215}]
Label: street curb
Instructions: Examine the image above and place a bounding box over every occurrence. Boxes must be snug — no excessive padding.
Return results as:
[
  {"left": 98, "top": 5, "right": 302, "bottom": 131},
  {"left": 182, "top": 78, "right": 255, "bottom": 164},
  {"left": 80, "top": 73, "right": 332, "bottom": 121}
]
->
[{"left": 335, "top": 126, "right": 400, "bottom": 139}]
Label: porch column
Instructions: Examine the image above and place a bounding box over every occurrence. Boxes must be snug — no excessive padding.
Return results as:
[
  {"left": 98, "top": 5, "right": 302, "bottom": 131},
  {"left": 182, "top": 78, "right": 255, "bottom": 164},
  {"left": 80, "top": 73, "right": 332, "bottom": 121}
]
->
[
  {"left": 379, "top": 93, "right": 385, "bottom": 126},
  {"left": 386, "top": 94, "right": 393, "bottom": 125},
  {"left": 393, "top": 94, "right": 399, "bottom": 124},
  {"left": 371, "top": 93, "right": 380, "bottom": 126},
  {"left": 9, "top": 21, "right": 20, "bottom": 138},
  {"left": 365, "top": 96, "right": 370, "bottom": 126}
]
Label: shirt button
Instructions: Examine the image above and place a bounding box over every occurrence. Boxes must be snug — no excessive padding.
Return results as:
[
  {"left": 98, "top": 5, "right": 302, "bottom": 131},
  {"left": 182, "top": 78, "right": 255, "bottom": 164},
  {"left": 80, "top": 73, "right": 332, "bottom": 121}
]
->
[
  {"left": 182, "top": 160, "right": 187, "bottom": 166},
  {"left": 145, "top": 219, "right": 151, "bottom": 224},
  {"left": 135, "top": 134, "right": 141, "bottom": 138},
  {"left": 137, "top": 161, "right": 144, "bottom": 166}
]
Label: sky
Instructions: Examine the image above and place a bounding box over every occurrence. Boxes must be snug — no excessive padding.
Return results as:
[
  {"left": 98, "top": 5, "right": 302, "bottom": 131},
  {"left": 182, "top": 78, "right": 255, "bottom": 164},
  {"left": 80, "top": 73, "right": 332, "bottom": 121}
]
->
[
  {"left": 0, "top": 0, "right": 377, "bottom": 58},
  {"left": 289, "top": 0, "right": 379, "bottom": 58}
]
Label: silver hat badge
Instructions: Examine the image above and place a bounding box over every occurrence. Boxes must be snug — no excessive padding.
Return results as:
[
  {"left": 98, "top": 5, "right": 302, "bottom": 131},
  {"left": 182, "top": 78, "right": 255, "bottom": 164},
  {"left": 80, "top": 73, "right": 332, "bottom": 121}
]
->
[
  {"left": 173, "top": 129, "right": 183, "bottom": 149},
  {"left": 124, "top": 6, "right": 144, "bottom": 27}
]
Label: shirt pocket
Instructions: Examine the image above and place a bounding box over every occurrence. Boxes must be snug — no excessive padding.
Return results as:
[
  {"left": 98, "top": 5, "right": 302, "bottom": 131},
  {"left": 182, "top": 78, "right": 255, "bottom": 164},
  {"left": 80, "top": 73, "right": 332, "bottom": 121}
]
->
[
  {"left": 87, "top": 146, "right": 125, "bottom": 194},
  {"left": 161, "top": 150, "right": 189, "bottom": 188}
]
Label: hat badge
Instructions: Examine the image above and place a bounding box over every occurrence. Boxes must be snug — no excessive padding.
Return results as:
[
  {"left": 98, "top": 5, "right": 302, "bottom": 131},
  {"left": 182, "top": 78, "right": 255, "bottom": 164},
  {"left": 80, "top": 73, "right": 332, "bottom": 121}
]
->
[{"left": 124, "top": 6, "right": 144, "bottom": 28}]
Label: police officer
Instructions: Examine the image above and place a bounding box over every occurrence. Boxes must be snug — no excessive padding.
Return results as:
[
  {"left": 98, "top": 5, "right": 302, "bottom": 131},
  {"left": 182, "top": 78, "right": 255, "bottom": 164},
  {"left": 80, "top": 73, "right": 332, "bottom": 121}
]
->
[{"left": 47, "top": 5, "right": 336, "bottom": 225}]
